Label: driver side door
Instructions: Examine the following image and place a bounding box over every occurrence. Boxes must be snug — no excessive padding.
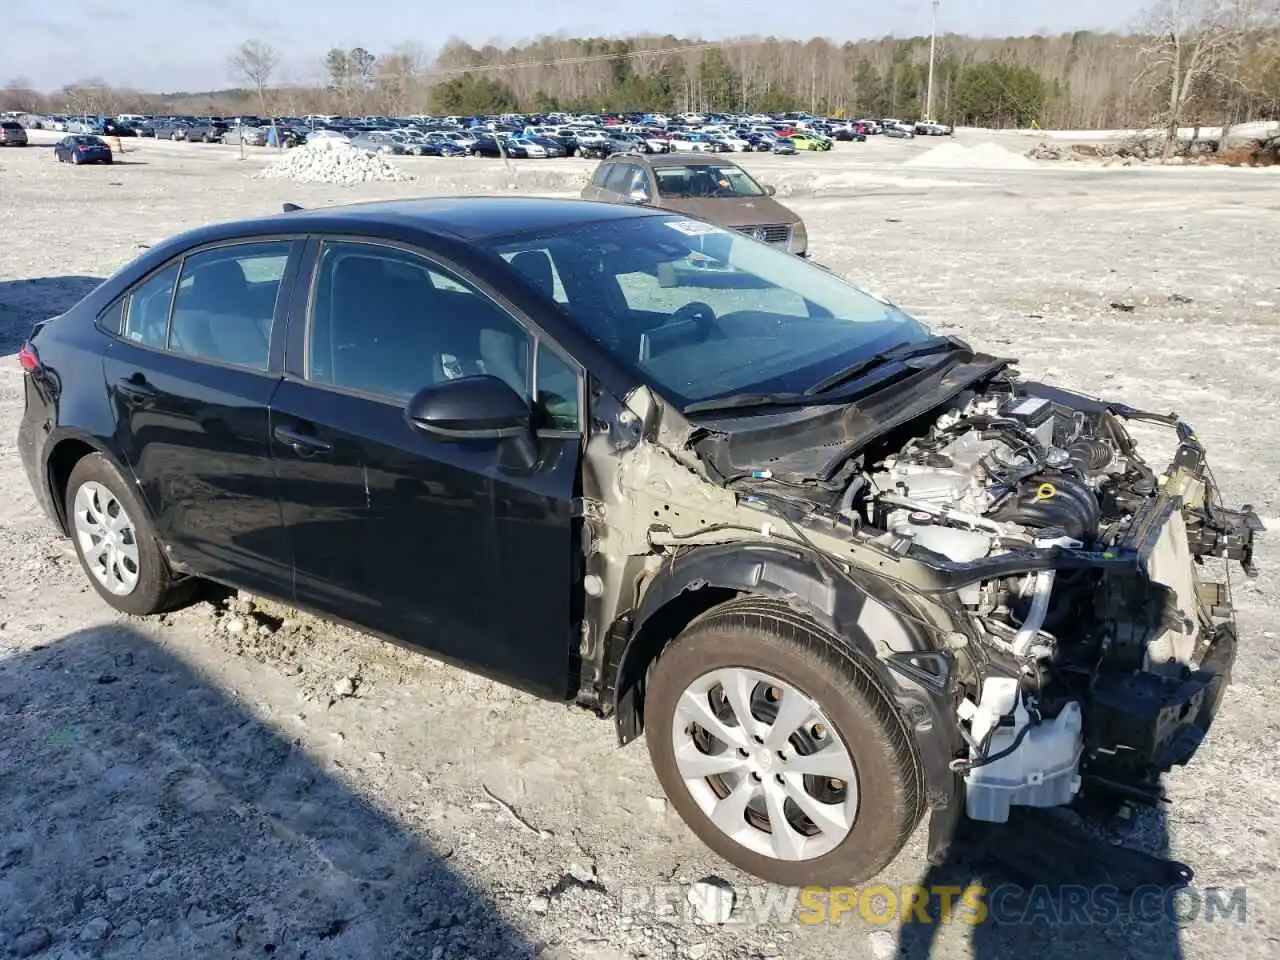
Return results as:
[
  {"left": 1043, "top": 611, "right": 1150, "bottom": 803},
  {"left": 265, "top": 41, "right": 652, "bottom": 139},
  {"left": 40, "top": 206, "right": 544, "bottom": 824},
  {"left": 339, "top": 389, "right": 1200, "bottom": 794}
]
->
[{"left": 269, "top": 239, "right": 583, "bottom": 698}]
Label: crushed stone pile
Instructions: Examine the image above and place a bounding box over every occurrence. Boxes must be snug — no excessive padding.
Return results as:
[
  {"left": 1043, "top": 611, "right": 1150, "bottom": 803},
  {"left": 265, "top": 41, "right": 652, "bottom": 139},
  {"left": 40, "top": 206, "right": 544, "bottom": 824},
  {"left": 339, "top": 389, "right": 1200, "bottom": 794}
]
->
[
  {"left": 903, "top": 140, "right": 1036, "bottom": 170},
  {"left": 254, "top": 136, "right": 412, "bottom": 185}
]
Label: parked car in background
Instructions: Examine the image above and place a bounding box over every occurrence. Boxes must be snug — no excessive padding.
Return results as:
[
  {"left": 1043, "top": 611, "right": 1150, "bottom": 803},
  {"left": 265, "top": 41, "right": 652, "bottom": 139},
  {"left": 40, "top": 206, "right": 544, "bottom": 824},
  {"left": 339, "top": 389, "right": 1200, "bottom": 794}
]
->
[
  {"left": 577, "top": 134, "right": 640, "bottom": 159},
  {"left": 222, "top": 125, "right": 269, "bottom": 147},
  {"left": 419, "top": 140, "right": 467, "bottom": 158},
  {"left": 467, "top": 134, "right": 511, "bottom": 157},
  {"left": 772, "top": 137, "right": 798, "bottom": 155},
  {"left": 350, "top": 132, "right": 405, "bottom": 155},
  {"left": 832, "top": 126, "right": 867, "bottom": 142},
  {"left": 672, "top": 132, "right": 731, "bottom": 152},
  {"left": 914, "top": 121, "right": 953, "bottom": 136},
  {"left": 171, "top": 120, "right": 229, "bottom": 143},
  {"left": 581, "top": 153, "right": 807, "bottom": 256},
  {"left": 1, "top": 120, "right": 28, "bottom": 146},
  {"left": 102, "top": 119, "right": 139, "bottom": 138},
  {"left": 53, "top": 134, "right": 113, "bottom": 164},
  {"left": 883, "top": 124, "right": 916, "bottom": 140},
  {"left": 506, "top": 135, "right": 566, "bottom": 158},
  {"left": 788, "top": 132, "right": 832, "bottom": 151}
]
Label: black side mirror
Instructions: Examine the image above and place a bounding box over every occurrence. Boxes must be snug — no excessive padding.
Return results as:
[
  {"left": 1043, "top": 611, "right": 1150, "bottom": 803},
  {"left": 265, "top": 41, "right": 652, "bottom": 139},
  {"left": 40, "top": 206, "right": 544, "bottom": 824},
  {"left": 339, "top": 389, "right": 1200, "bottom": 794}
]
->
[{"left": 405, "top": 375, "right": 531, "bottom": 440}]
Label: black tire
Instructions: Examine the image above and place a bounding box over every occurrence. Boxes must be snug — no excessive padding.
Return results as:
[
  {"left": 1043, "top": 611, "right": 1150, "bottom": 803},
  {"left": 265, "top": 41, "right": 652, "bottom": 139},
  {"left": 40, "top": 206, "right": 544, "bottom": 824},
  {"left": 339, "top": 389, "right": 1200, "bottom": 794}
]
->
[
  {"left": 64, "top": 453, "right": 197, "bottom": 616},
  {"left": 644, "top": 597, "right": 922, "bottom": 886}
]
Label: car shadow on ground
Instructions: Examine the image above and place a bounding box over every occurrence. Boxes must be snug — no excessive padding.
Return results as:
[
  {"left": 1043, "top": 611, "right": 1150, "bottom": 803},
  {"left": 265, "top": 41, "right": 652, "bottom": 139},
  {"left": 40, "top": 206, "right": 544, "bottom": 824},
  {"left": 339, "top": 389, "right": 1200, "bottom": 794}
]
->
[
  {"left": 0, "top": 276, "right": 104, "bottom": 353},
  {"left": 0, "top": 625, "right": 532, "bottom": 958},
  {"left": 894, "top": 805, "right": 1188, "bottom": 959}
]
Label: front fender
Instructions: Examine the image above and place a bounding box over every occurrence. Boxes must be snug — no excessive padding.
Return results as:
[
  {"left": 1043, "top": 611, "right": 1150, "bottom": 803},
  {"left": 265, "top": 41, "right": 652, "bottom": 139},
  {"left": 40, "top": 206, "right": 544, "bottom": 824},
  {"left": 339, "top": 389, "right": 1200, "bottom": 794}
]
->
[{"left": 611, "top": 541, "right": 964, "bottom": 809}]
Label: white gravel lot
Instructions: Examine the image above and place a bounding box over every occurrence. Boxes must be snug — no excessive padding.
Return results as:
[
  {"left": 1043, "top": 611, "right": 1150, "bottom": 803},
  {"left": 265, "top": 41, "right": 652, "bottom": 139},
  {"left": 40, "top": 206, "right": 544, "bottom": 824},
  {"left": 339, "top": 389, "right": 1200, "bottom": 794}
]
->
[{"left": 0, "top": 129, "right": 1277, "bottom": 960}]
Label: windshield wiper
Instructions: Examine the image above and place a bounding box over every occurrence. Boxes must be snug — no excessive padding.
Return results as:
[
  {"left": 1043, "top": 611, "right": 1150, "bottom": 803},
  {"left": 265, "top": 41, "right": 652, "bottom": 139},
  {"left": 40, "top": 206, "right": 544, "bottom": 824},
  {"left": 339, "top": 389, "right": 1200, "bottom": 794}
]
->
[
  {"left": 803, "top": 335, "right": 969, "bottom": 396},
  {"left": 681, "top": 337, "right": 972, "bottom": 416},
  {"left": 682, "top": 391, "right": 843, "bottom": 414}
]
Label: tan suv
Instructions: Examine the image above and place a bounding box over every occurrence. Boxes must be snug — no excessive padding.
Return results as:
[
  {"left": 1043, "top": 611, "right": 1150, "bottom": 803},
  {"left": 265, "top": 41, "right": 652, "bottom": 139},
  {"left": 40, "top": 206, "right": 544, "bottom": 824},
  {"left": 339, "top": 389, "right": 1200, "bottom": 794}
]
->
[{"left": 580, "top": 153, "right": 808, "bottom": 257}]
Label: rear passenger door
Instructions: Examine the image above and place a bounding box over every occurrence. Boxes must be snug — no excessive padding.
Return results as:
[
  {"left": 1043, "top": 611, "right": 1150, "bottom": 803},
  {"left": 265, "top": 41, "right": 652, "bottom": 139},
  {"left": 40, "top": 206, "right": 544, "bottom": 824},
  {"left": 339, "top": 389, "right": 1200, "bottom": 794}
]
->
[{"left": 102, "top": 239, "right": 303, "bottom": 596}]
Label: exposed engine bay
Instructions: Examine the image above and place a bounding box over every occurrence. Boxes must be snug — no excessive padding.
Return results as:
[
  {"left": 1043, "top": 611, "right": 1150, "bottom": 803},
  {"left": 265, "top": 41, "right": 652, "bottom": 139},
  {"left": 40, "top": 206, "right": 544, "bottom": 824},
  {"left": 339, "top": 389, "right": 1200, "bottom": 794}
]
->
[
  {"left": 852, "top": 387, "right": 1228, "bottom": 820},
  {"left": 716, "top": 378, "right": 1262, "bottom": 822},
  {"left": 580, "top": 361, "right": 1264, "bottom": 833}
]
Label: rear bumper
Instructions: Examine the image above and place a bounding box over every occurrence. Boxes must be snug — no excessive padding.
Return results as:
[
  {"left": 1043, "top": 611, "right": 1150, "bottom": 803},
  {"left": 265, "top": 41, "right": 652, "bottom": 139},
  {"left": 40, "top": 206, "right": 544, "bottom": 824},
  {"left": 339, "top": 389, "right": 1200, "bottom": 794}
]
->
[{"left": 17, "top": 376, "right": 59, "bottom": 530}]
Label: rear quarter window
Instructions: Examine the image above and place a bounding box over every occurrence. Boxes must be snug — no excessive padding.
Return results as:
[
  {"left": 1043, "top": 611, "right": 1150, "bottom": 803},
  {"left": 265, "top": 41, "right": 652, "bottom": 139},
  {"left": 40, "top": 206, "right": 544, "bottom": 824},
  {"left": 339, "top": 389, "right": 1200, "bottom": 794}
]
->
[{"left": 96, "top": 299, "right": 124, "bottom": 335}]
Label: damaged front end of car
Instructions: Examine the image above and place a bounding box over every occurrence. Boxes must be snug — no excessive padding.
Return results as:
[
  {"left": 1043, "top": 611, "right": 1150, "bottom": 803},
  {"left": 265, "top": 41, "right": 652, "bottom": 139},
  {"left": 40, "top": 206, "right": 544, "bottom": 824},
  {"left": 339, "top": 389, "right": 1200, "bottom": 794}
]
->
[{"left": 572, "top": 356, "right": 1263, "bottom": 857}]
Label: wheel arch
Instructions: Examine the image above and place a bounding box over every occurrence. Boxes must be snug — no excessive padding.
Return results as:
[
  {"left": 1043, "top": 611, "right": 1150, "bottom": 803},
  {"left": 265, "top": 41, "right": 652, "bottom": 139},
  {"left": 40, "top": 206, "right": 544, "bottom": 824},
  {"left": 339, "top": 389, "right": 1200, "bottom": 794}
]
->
[
  {"left": 45, "top": 431, "right": 135, "bottom": 536},
  {"left": 609, "top": 541, "right": 965, "bottom": 809}
]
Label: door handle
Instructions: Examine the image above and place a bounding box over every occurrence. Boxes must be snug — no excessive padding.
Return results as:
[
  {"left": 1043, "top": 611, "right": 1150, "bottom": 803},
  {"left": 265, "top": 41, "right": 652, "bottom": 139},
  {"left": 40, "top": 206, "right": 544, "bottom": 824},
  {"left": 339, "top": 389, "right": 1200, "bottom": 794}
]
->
[
  {"left": 116, "top": 376, "right": 156, "bottom": 406},
  {"left": 274, "top": 425, "right": 332, "bottom": 455}
]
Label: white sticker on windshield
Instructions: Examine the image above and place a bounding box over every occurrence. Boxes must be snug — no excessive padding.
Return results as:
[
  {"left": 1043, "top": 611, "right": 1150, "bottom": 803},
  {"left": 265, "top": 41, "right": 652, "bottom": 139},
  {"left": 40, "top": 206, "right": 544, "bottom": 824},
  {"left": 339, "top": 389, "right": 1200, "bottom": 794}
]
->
[{"left": 665, "top": 219, "right": 725, "bottom": 236}]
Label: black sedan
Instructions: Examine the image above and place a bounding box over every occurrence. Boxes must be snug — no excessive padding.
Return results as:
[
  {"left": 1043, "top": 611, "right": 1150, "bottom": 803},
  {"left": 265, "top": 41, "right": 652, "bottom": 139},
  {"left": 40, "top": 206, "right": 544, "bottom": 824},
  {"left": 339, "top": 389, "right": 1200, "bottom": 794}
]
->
[
  {"left": 17, "top": 196, "right": 1257, "bottom": 890},
  {"left": 54, "top": 135, "right": 114, "bottom": 164}
]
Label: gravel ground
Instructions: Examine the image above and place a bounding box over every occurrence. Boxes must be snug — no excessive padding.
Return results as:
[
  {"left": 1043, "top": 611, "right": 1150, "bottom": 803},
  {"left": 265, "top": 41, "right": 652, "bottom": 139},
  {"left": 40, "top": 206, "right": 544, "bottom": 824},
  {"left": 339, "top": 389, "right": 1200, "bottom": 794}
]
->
[{"left": 0, "top": 130, "right": 1277, "bottom": 960}]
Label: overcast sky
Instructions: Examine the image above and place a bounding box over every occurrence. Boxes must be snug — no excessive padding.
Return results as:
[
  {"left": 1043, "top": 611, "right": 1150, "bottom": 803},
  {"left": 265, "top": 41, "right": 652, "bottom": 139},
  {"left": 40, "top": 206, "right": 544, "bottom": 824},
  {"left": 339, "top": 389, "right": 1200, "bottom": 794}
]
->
[{"left": 8, "top": 0, "right": 1150, "bottom": 92}]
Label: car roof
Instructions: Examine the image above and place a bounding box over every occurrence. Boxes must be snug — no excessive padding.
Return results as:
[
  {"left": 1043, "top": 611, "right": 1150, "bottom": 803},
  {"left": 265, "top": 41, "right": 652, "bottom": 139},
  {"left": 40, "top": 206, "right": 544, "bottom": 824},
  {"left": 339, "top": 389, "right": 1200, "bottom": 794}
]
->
[
  {"left": 617, "top": 154, "right": 742, "bottom": 168},
  {"left": 186, "top": 196, "right": 671, "bottom": 245}
]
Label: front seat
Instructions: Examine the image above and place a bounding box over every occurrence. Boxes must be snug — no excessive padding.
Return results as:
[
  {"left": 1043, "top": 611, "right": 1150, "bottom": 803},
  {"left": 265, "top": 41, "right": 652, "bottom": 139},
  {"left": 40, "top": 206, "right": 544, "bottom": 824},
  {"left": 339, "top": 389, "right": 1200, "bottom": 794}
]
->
[
  {"left": 329, "top": 257, "right": 437, "bottom": 400},
  {"left": 476, "top": 250, "right": 557, "bottom": 396}
]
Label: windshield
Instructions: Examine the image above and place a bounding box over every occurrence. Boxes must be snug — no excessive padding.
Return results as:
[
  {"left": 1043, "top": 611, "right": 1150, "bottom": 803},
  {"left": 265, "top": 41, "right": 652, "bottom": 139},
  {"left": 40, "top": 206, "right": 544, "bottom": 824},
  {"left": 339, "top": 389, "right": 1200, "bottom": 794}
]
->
[
  {"left": 482, "top": 214, "right": 930, "bottom": 408},
  {"left": 654, "top": 164, "right": 764, "bottom": 199}
]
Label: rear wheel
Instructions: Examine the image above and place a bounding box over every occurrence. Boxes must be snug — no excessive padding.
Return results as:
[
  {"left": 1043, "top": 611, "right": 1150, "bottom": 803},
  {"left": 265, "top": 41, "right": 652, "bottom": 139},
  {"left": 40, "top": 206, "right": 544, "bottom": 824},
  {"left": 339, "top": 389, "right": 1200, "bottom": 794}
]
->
[
  {"left": 644, "top": 598, "right": 922, "bottom": 885},
  {"left": 64, "top": 454, "right": 196, "bottom": 616}
]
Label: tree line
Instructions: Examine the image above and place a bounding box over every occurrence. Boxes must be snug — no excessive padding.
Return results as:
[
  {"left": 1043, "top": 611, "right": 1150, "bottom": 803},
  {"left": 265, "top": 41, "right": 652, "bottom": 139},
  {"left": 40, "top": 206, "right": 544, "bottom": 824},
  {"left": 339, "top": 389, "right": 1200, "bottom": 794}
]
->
[{"left": 4, "top": 0, "right": 1277, "bottom": 133}]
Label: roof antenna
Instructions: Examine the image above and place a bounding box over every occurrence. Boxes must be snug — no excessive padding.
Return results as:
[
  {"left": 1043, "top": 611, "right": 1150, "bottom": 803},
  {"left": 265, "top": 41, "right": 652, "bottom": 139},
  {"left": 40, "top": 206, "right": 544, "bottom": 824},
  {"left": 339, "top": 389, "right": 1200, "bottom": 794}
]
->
[{"left": 282, "top": 202, "right": 303, "bottom": 212}]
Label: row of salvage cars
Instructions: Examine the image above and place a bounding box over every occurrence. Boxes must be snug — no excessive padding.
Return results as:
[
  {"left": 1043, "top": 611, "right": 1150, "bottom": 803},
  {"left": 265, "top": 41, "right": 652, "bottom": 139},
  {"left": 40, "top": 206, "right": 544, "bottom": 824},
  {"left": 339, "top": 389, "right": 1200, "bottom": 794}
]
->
[{"left": 16, "top": 178, "right": 1260, "bottom": 887}]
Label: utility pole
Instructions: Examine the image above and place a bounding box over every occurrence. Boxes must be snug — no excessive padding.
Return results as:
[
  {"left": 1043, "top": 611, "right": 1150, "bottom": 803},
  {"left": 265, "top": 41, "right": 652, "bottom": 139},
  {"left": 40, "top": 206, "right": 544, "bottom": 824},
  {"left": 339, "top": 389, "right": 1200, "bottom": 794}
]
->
[{"left": 925, "top": 0, "right": 940, "bottom": 121}]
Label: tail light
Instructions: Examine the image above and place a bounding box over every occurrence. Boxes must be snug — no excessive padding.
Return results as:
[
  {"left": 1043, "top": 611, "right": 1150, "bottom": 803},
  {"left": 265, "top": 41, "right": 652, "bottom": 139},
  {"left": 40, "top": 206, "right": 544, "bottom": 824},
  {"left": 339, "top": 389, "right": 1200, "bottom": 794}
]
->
[{"left": 17, "top": 341, "right": 40, "bottom": 372}]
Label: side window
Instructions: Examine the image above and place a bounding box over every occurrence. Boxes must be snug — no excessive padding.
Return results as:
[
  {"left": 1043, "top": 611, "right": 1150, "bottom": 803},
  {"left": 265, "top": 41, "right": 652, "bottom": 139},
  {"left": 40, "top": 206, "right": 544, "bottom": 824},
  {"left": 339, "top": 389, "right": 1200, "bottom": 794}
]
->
[
  {"left": 535, "top": 342, "right": 580, "bottom": 432},
  {"left": 308, "top": 242, "right": 531, "bottom": 405},
  {"left": 97, "top": 298, "right": 124, "bottom": 335},
  {"left": 626, "top": 165, "right": 650, "bottom": 195},
  {"left": 122, "top": 262, "right": 179, "bottom": 347},
  {"left": 591, "top": 162, "right": 613, "bottom": 187},
  {"left": 602, "top": 163, "right": 633, "bottom": 193},
  {"left": 167, "top": 242, "right": 290, "bottom": 370}
]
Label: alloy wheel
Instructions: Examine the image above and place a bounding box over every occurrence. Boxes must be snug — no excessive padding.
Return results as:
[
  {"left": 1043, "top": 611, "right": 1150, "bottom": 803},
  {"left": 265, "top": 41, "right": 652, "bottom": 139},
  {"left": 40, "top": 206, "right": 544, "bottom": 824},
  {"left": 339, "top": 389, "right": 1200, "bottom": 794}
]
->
[
  {"left": 670, "top": 667, "right": 858, "bottom": 861},
  {"left": 72, "top": 480, "right": 140, "bottom": 596}
]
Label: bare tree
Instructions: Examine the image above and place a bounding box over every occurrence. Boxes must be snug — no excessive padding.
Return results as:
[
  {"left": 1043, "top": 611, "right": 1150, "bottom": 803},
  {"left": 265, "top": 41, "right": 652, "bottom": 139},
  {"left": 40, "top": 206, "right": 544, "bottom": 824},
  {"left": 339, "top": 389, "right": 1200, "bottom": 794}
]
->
[
  {"left": 61, "top": 78, "right": 112, "bottom": 116},
  {"left": 1133, "top": 0, "right": 1266, "bottom": 156},
  {"left": 375, "top": 43, "right": 424, "bottom": 115},
  {"left": 2, "top": 77, "right": 41, "bottom": 113},
  {"left": 229, "top": 39, "right": 280, "bottom": 116}
]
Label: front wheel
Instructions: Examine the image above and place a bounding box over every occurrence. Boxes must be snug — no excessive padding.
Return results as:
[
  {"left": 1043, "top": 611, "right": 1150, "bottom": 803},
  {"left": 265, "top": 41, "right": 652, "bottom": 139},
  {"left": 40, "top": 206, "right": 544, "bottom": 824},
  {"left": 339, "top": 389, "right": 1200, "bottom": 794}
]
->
[
  {"left": 64, "top": 453, "right": 197, "bottom": 616},
  {"left": 644, "top": 598, "right": 922, "bottom": 886}
]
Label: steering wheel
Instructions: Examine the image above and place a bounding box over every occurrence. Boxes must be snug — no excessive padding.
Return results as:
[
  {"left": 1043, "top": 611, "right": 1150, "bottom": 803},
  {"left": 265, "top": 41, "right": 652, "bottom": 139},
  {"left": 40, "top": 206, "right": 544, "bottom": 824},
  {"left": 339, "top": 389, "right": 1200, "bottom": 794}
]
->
[{"left": 668, "top": 301, "right": 719, "bottom": 341}]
